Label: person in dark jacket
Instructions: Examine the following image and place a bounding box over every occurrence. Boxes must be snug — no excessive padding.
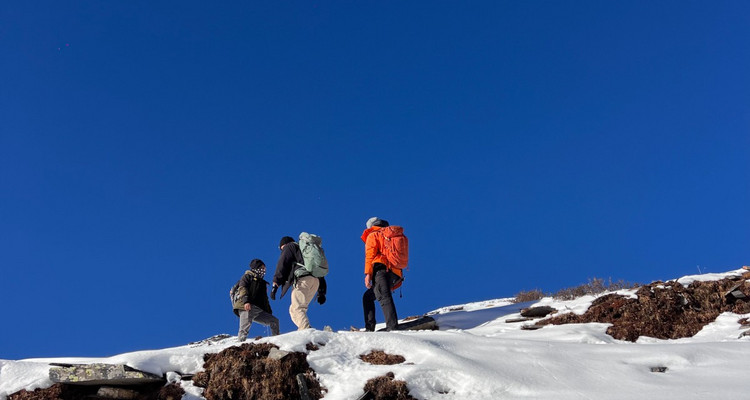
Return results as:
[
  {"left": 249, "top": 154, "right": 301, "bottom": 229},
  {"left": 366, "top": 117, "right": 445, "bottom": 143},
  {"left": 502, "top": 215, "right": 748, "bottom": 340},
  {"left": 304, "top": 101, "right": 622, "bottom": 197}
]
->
[
  {"left": 230, "top": 259, "right": 279, "bottom": 340},
  {"left": 271, "top": 236, "right": 327, "bottom": 330}
]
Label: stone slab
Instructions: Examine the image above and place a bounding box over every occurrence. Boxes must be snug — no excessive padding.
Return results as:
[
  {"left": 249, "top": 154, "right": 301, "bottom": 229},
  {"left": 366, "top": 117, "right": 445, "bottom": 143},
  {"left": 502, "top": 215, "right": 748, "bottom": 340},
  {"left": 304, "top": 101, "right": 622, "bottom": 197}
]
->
[
  {"left": 49, "top": 363, "right": 164, "bottom": 386},
  {"left": 268, "top": 348, "right": 290, "bottom": 361},
  {"left": 520, "top": 306, "right": 557, "bottom": 318},
  {"left": 396, "top": 316, "right": 437, "bottom": 331},
  {"left": 505, "top": 317, "right": 533, "bottom": 323}
]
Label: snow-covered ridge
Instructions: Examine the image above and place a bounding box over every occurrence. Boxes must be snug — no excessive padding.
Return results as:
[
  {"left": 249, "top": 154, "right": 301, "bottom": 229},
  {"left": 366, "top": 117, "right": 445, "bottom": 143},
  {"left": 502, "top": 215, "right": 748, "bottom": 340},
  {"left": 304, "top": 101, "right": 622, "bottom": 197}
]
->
[{"left": 2, "top": 269, "right": 748, "bottom": 400}]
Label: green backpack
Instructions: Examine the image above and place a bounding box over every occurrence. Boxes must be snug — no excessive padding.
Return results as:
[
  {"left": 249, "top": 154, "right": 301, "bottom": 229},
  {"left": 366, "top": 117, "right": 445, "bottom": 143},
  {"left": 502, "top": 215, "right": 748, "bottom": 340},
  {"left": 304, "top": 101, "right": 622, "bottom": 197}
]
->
[{"left": 295, "top": 232, "right": 329, "bottom": 278}]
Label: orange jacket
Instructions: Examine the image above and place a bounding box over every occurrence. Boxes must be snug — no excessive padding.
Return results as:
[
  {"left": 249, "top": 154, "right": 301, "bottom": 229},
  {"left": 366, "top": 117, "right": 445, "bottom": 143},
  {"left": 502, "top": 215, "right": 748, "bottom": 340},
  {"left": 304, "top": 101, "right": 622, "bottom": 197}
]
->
[{"left": 362, "top": 227, "right": 403, "bottom": 282}]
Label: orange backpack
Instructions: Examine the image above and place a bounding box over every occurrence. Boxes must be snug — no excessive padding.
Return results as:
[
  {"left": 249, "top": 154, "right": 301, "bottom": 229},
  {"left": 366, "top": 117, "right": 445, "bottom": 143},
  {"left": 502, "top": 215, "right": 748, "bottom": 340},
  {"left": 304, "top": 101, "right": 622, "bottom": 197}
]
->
[{"left": 379, "top": 226, "right": 409, "bottom": 270}]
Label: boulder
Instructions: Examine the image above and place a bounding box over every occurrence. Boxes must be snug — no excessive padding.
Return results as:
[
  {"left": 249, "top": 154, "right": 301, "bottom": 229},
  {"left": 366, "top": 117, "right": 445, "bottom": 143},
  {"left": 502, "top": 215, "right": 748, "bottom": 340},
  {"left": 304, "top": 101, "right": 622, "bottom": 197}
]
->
[
  {"left": 520, "top": 306, "right": 557, "bottom": 318},
  {"left": 49, "top": 364, "right": 164, "bottom": 386},
  {"left": 724, "top": 283, "right": 747, "bottom": 302},
  {"left": 267, "top": 348, "right": 290, "bottom": 360},
  {"left": 397, "top": 316, "right": 437, "bottom": 331}
]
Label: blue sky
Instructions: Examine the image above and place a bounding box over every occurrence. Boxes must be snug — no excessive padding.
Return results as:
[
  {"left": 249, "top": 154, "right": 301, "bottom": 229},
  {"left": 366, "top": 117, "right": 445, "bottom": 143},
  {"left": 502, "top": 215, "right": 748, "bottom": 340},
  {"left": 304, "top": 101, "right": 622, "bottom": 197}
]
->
[{"left": 1, "top": 1, "right": 748, "bottom": 359}]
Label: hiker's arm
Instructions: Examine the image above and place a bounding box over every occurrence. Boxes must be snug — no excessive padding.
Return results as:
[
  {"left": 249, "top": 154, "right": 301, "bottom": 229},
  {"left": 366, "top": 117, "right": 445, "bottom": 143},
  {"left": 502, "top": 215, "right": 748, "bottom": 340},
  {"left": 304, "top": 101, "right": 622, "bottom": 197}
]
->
[
  {"left": 364, "top": 234, "right": 378, "bottom": 276},
  {"left": 273, "top": 248, "right": 292, "bottom": 286},
  {"left": 238, "top": 275, "right": 251, "bottom": 304}
]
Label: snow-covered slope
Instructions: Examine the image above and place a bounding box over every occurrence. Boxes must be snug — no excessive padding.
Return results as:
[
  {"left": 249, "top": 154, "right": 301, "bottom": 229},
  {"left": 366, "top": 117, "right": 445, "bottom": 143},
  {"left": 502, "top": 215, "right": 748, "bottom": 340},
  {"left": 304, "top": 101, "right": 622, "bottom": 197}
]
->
[{"left": 2, "top": 269, "right": 749, "bottom": 400}]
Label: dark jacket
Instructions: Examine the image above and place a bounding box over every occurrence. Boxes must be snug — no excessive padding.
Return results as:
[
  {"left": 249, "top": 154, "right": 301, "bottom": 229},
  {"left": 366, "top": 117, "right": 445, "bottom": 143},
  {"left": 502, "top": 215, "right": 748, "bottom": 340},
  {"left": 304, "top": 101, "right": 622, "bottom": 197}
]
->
[
  {"left": 231, "top": 271, "right": 272, "bottom": 316},
  {"left": 273, "top": 242, "right": 328, "bottom": 299}
]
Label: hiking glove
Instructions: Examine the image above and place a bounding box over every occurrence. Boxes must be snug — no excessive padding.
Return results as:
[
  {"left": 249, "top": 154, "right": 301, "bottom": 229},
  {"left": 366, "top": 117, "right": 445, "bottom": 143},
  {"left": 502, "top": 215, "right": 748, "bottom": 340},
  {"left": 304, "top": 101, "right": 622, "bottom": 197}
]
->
[
  {"left": 317, "top": 294, "right": 326, "bottom": 305},
  {"left": 270, "top": 286, "right": 278, "bottom": 300}
]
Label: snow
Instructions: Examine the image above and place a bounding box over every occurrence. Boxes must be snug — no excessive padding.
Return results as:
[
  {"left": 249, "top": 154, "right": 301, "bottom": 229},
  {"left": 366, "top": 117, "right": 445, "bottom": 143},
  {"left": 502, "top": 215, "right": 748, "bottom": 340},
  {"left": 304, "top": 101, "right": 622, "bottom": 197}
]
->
[{"left": 2, "top": 268, "right": 749, "bottom": 400}]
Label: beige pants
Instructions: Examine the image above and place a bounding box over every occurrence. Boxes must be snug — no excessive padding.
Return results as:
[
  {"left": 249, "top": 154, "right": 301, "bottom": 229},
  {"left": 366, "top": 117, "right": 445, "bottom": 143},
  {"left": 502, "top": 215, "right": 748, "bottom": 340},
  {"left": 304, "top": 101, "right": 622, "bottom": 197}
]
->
[{"left": 289, "top": 275, "right": 319, "bottom": 330}]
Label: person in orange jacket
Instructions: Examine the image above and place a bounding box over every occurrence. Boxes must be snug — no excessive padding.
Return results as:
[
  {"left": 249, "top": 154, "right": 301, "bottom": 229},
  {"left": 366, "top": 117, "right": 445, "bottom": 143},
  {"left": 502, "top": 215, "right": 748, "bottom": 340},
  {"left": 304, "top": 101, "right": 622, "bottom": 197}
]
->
[{"left": 361, "top": 217, "right": 401, "bottom": 331}]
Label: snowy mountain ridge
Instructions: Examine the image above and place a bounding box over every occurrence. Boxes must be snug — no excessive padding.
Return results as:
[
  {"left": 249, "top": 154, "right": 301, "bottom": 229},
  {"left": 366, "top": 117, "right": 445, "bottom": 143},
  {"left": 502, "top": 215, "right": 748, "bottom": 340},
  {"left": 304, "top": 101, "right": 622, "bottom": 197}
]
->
[{"left": 2, "top": 268, "right": 749, "bottom": 400}]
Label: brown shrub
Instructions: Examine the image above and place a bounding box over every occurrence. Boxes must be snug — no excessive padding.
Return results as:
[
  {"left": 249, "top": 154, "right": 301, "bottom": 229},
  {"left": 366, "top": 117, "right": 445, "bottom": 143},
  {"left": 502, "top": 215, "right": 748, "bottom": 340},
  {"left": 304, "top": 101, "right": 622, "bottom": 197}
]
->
[
  {"left": 156, "top": 383, "right": 185, "bottom": 400},
  {"left": 360, "top": 350, "right": 406, "bottom": 365},
  {"left": 8, "top": 383, "right": 183, "bottom": 400},
  {"left": 8, "top": 384, "right": 88, "bottom": 400},
  {"left": 539, "top": 277, "right": 750, "bottom": 341},
  {"left": 192, "top": 343, "right": 324, "bottom": 400},
  {"left": 362, "top": 372, "right": 417, "bottom": 400},
  {"left": 514, "top": 289, "right": 546, "bottom": 303},
  {"left": 553, "top": 277, "right": 640, "bottom": 300}
]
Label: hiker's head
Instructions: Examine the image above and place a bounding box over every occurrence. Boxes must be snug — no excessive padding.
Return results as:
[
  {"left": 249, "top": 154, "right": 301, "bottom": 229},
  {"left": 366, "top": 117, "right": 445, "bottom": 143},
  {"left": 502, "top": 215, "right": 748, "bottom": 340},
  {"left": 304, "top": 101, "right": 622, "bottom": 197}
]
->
[
  {"left": 366, "top": 217, "right": 390, "bottom": 228},
  {"left": 279, "top": 236, "right": 295, "bottom": 250},
  {"left": 249, "top": 259, "right": 265, "bottom": 272}
]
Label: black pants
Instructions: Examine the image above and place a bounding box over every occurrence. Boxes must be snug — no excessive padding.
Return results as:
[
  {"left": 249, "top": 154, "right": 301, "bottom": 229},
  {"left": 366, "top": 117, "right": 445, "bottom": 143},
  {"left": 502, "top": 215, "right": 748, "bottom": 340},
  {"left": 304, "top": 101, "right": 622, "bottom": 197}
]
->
[{"left": 363, "top": 264, "right": 398, "bottom": 331}]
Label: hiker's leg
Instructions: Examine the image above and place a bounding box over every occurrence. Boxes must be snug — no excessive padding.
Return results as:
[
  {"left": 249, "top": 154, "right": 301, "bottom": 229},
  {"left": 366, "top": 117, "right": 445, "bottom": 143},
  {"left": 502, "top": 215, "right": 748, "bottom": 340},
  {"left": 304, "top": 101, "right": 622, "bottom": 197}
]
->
[
  {"left": 373, "top": 269, "right": 398, "bottom": 331},
  {"left": 253, "top": 310, "right": 281, "bottom": 336},
  {"left": 289, "top": 276, "right": 319, "bottom": 330},
  {"left": 238, "top": 309, "right": 252, "bottom": 341},
  {"left": 362, "top": 287, "right": 377, "bottom": 331}
]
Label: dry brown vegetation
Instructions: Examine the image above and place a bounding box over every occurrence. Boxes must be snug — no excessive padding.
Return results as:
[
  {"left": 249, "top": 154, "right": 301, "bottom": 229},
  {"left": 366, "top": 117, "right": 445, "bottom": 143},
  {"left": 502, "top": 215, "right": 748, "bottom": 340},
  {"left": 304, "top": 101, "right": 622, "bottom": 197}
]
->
[
  {"left": 538, "top": 275, "right": 750, "bottom": 341},
  {"left": 192, "top": 342, "right": 324, "bottom": 400},
  {"left": 551, "top": 277, "right": 640, "bottom": 300},
  {"left": 360, "top": 350, "right": 406, "bottom": 365},
  {"left": 8, "top": 383, "right": 183, "bottom": 400},
  {"left": 514, "top": 278, "right": 640, "bottom": 303},
  {"left": 362, "top": 372, "right": 417, "bottom": 400},
  {"left": 513, "top": 289, "right": 546, "bottom": 303}
]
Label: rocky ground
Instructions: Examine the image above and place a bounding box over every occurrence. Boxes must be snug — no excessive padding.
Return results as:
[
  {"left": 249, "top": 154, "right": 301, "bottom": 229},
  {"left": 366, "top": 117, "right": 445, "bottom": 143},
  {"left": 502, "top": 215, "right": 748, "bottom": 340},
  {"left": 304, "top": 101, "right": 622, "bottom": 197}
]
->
[
  {"left": 9, "top": 382, "right": 183, "bottom": 400},
  {"left": 538, "top": 272, "right": 750, "bottom": 341}
]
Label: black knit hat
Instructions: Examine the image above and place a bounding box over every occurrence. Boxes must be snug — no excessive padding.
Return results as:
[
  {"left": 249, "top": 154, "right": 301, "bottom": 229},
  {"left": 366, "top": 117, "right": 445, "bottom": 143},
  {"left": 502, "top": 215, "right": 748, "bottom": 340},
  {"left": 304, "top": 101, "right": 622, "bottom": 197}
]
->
[
  {"left": 279, "top": 236, "right": 295, "bottom": 249},
  {"left": 366, "top": 217, "right": 390, "bottom": 228},
  {"left": 373, "top": 218, "right": 389, "bottom": 227},
  {"left": 249, "top": 259, "right": 265, "bottom": 270}
]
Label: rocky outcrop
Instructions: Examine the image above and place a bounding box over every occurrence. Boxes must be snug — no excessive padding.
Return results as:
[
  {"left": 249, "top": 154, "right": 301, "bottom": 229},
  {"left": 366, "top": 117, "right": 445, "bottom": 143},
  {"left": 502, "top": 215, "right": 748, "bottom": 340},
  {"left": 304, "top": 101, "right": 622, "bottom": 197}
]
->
[
  {"left": 537, "top": 274, "right": 750, "bottom": 341},
  {"left": 192, "top": 342, "right": 324, "bottom": 400},
  {"left": 49, "top": 364, "right": 164, "bottom": 386}
]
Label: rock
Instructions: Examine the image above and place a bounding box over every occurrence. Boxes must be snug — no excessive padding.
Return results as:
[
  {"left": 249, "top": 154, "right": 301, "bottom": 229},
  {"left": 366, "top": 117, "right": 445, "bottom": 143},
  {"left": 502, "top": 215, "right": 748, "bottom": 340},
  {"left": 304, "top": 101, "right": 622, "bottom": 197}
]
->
[
  {"left": 650, "top": 366, "right": 668, "bottom": 373},
  {"left": 188, "top": 334, "right": 232, "bottom": 347},
  {"left": 725, "top": 283, "right": 747, "bottom": 302},
  {"left": 521, "top": 324, "right": 543, "bottom": 330},
  {"left": 520, "top": 306, "right": 557, "bottom": 318},
  {"left": 505, "top": 317, "right": 533, "bottom": 323},
  {"left": 296, "top": 373, "right": 312, "bottom": 400},
  {"left": 96, "top": 387, "right": 139, "bottom": 399},
  {"left": 396, "top": 316, "right": 437, "bottom": 331},
  {"left": 267, "top": 348, "right": 290, "bottom": 360},
  {"left": 49, "top": 364, "right": 164, "bottom": 386}
]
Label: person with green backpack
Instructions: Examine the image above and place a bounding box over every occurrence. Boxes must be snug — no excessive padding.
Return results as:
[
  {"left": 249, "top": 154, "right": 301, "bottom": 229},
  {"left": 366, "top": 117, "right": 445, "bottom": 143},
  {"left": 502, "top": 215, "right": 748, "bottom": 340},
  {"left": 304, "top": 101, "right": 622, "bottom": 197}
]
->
[
  {"left": 229, "top": 259, "right": 280, "bottom": 341},
  {"left": 271, "top": 234, "right": 328, "bottom": 330}
]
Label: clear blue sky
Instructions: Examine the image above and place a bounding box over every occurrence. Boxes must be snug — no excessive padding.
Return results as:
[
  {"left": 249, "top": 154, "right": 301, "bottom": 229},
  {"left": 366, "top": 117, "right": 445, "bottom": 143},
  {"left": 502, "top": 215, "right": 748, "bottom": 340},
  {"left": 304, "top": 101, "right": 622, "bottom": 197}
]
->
[{"left": 1, "top": 1, "right": 748, "bottom": 359}]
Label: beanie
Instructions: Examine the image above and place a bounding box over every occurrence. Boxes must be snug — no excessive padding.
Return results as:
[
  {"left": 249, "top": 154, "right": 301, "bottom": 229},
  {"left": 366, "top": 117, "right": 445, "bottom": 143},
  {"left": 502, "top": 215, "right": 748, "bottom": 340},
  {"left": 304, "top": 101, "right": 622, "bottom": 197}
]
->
[
  {"left": 249, "top": 259, "right": 265, "bottom": 270},
  {"left": 279, "top": 236, "right": 295, "bottom": 249},
  {"left": 366, "top": 217, "right": 379, "bottom": 229},
  {"left": 373, "top": 218, "right": 389, "bottom": 227}
]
